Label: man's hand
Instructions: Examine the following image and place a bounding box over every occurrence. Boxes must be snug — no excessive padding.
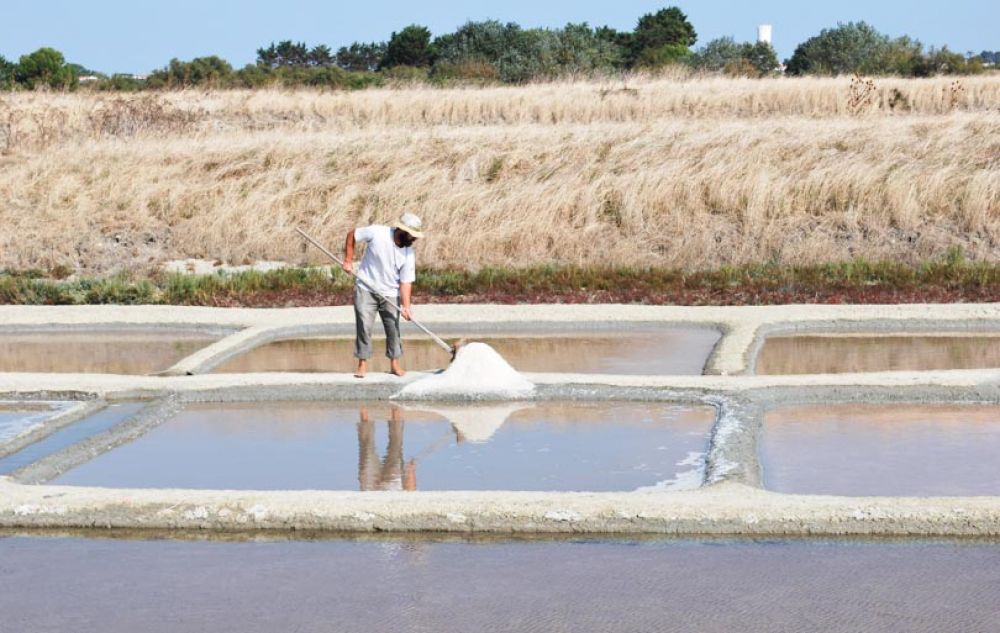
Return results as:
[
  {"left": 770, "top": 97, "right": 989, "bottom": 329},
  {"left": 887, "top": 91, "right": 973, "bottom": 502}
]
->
[
  {"left": 401, "top": 306, "right": 413, "bottom": 321},
  {"left": 342, "top": 261, "right": 353, "bottom": 275}
]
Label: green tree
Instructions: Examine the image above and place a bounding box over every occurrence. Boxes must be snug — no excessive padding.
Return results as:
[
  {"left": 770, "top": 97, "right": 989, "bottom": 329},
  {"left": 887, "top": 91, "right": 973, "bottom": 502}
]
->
[
  {"left": 595, "top": 25, "right": 633, "bottom": 62},
  {"left": 634, "top": 43, "right": 692, "bottom": 68},
  {"left": 148, "top": 56, "right": 233, "bottom": 88},
  {"left": 103, "top": 74, "right": 144, "bottom": 91},
  {"left": 256, "top": 41, "right": 309, "bottom": 68},
  {"left": 0, "top": 54, "right": 15, "bottom": 89},
  {"left": 434, "top": 20, "right": 514, "bottom": 66},
  {"left": 554, "top": 22, "right": 626, "bottom": 73},
  {"left": 630, "top": 6, "right": 697, "bottom": 66},
  {"left": 335, "top": 42, "right": 386, "bottom": 71},
  {"left": 235, "top": 63, "right": 273, "bottom": 88},
  {"left": 256, "top": 43, "right": 278, "bottom": 68},
  {"left": 883, "top": 36, "right": 926, "bottom": 76},
  {"left": 497, "top": 27, "right": 561, "bottom": 82},
  {"left": 741, "top": 41, "right": 780, "bottom": 76},
  {"left": 433, "top": 21, "right": 519, "bottom": 81},
  {"left": 67, "top": 63, "right": 102, "bottom": 77},
  {"left": 308, "top": 44, "right": 334, "bottom": 67},
  {"left": 923, "top": 47, "right": 983, "bottom": 75},
  {"left": 784, "top": 22, "right": 890, "bottom": 75},
  {"left": 691, "top": 36, "right": 743, "bottom": 71},
  {"left": 434, "top": 20, "right": 625, "bottom": 82},
  {"left": 692, "top": 37, "right": 779, "bottom": 77},
  {"left": 16, "top": 47, "right": 77, "bottom": 89},
  {"left": 381, "top": 25, "right": 434, "bottom": 68}
]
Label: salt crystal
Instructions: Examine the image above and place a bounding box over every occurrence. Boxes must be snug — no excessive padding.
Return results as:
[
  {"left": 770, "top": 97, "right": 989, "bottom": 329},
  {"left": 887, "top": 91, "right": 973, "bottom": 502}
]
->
[{"left": 396, "top": 342, "right": 534, "bottom": 399}]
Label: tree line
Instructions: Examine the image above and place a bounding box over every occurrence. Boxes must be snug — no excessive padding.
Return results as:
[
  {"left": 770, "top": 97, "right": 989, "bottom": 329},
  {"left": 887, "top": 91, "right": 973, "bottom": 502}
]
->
[{"left": 1, "top": 8, "right": 996, "bottom": 91}]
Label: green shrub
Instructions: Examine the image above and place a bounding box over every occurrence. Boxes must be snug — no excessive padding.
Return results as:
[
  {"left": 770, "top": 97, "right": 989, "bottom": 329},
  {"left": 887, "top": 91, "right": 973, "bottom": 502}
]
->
[
  {"left": 16, "top": 47, "right": 77, "bottom": 90},
  {"left": 148, "top": 56, "right": 234, "bottom": 89},
  {"left": 381, "top": 25, "right": 435, "bottom": 68}
]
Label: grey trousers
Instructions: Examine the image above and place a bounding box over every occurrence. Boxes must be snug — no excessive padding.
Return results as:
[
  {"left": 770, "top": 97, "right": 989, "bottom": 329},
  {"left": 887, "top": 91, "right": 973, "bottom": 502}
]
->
[{"left": 353, "top": 286, "right": 403, "bottom": 360}]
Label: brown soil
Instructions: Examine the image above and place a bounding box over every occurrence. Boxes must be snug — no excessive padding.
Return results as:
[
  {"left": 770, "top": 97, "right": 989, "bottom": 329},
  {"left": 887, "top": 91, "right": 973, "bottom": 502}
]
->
[{"left": 196, "top": 285, "right": 1000, "bottom": 308}]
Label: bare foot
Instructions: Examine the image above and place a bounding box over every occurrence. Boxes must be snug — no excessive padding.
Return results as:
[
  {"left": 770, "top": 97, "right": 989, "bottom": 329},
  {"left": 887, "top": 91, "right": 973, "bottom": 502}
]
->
[
  {"left": 354, "top": 359, "right": 368, "bottom": 378},
  {"left": 389, "top": 359, "right": 406, "bottom": 377}
]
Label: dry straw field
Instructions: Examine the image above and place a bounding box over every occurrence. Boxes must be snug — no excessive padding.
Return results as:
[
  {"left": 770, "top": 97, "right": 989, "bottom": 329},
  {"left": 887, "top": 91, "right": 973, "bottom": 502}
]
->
[{"left": 1, "top": 75, "right": 998, "bottom": 274}]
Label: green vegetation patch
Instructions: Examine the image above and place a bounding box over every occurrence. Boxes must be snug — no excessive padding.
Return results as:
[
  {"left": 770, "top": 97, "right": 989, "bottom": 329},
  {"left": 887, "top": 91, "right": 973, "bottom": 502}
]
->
[{"left": 1, "top": 252, "right": 998, "bottom": 307}]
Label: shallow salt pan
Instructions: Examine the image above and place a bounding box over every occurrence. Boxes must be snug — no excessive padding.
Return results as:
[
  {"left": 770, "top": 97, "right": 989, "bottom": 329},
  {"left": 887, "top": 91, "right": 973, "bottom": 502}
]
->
[
  {"left": 396, "top": 343, "right": 534, "bottom": 399},
  {"left": 0, "top": 402, "right": 77, "bottom": 446}
]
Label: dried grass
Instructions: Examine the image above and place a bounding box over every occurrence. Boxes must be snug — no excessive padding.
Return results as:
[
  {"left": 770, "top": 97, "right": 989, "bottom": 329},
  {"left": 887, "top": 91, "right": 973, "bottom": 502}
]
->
[{"left": 0, "top": 74, "right": 998, "bottom": 273}]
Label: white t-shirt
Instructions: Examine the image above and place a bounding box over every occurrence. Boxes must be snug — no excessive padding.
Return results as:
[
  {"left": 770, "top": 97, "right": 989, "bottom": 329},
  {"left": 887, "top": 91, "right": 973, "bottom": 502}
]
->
[{"left": 354, "top": 225, "right": 416, "bottom": 297}]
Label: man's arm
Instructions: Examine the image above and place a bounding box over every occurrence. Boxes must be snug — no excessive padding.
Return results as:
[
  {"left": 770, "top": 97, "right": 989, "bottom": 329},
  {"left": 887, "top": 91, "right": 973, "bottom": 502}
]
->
[
  {"left": 399, "top": 282, "right": 413, "bottom": 321},
  {"left": 343, "top": 229, "right": 356, "bottom": 274}
]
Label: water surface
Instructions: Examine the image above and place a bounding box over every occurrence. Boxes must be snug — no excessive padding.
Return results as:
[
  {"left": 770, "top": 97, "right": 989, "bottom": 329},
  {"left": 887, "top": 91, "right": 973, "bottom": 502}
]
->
[
  {"left": 762, "top": 404, "right": 1000, "bottom": 496},
  {"left": 212, "top": 328, "right": 720, "bottom": 375},
  {"left": 0, "top": 331, "right": 220, "bottom": 374},
  {"left": 2, "top": 535, "right": 998, "bottom": 633},
  {"left": 0, "top": 403, "right": 146, "bottom": 475},
  {"left": 52, "top": 401, "right": 715, "bottom": 492},
  {"left": 757, "top": 333, "right": 1000, "bottom": 374}
]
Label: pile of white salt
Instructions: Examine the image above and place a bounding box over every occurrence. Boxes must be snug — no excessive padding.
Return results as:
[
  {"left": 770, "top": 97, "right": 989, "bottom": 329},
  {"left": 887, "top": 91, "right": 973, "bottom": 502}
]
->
[{"left": 397, "top": 342, "right": 534, "bottom": 399}]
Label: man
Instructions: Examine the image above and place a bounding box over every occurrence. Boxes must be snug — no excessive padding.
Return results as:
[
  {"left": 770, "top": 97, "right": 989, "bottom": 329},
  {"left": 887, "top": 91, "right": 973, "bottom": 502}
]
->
[{"left": 343, "top": 213, "right": 423, "bottom": 378}]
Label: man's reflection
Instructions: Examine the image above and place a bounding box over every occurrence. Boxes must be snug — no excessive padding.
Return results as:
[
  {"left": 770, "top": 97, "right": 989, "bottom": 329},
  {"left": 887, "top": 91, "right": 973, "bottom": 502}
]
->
[
  {"left": 357, "top": 406, "right": 417, "bottom": 491},
  {"left": 356, "top": 404, "right": 528, "bottom": 491}
]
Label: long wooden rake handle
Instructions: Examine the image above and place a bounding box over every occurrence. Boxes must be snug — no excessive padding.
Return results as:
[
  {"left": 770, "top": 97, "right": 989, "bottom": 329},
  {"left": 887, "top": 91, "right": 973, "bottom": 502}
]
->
[{"left": 295, "top": 227, "right": 455, "bottom": 357}]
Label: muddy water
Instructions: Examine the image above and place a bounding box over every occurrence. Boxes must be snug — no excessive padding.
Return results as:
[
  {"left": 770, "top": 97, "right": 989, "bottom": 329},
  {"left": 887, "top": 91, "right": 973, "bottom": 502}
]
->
[
  {"left": 211, "top": 327, "right": 720, "bottom": 375},
  {"left": 756, "top": 333, "right": 1000, "bottom": 374},
  {"left": 0, "top": 403, "right": 145, "bottom": 475},
  {"left": 51, "top": 402, "right": 715, "bottom": 492},
  {"left": 2, "top": 535, "right": 999, "bottom": 633},
  {"left": 0, "top": 331, "right": 220, "bottom": 374},
  {"left": 762, "top": 404, "right": 1000, "bottom": 496}
]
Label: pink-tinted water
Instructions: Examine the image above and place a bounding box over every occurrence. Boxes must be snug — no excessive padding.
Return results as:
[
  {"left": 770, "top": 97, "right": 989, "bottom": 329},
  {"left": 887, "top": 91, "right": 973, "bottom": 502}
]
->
[
  {"left": 757, "top": 333, "right": 1000, "bottom": 374},
  {"left": 212, "top": 328, "right": 720, "bottom": 375},
  {"left": 762, "top": 404, "right": 1000, "bottom": 496},
  {"left": 0, "top": 331, "right": 219, "bottom": 374}
]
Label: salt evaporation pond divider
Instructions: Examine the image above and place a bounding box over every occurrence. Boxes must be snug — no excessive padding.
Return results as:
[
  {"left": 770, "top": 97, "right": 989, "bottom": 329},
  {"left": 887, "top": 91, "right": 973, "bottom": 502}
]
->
[
  {"left": 0, "top": 402, "right": 68, "bottom": 445},
  {"left": 0, "top": 403, "right": 146, "bottom": 475},
  {"left": 2, "top": 535, "right": 999, "bottom": 633},
  {"left": 50, "top": 401, "right": 716, "bottom": 492},
  {"left": 761, "top": 404, "right": 1000, "bottom": 497},
  {"left": 0, "top": 330, "right": 221, "bottom": 374},
  {"left": 210, "top": 327, "right": 721, "bottom": 375},
  {"left": 756, "top": 333, "right": 1000, "bottom": 375}
]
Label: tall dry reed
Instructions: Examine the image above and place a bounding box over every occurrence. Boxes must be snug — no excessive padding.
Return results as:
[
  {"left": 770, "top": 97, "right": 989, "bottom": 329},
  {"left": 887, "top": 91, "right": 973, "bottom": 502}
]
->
[{"left": 0, "top": 75, "right": 997, "bottom": 273}]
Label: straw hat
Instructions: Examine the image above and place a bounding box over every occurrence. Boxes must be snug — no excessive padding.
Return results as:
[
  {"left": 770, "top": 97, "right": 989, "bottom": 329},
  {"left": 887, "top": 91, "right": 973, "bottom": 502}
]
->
[{"left": 394, "top": 212, "right": 424, "bottom": 239}]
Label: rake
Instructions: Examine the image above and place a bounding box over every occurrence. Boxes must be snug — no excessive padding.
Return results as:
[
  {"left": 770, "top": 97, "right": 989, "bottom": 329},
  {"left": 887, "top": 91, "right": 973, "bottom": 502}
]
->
[{"left": 295, "top": 227, "right": 462, "bottom": 360}]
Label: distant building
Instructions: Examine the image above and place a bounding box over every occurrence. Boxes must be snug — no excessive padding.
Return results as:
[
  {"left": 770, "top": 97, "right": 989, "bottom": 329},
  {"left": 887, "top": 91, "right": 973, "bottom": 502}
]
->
[
  {"left": 757, "top": 24, "right": 773, "bottom": 45},
  {"left": 78, "top": 75, "right": 99, "bottom": 83}
]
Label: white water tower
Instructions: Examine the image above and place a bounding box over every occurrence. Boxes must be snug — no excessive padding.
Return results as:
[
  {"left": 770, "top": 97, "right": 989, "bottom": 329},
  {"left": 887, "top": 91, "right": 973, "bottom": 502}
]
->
[{"left": 757, "top": 24, "right": 773, "bottom": 45}]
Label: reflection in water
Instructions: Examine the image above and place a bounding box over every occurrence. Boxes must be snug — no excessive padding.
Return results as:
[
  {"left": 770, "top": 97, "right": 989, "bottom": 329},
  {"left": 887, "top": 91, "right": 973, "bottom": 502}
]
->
[
  {"left": 52, "top": 401, "right": 716, "bottom": 492},
  {"left": 357, "top": 407, "right": 410, "bottom": 491},
  {"left": 355, "top": 405, "right": 529, "bottom": 491},
  {"left": 0, "top": 331, "right": 219, "bottom": 374},
  {"left": 211, "top": 328, "right": 720, "bottom": 375},
  {"left": 757, "top": 334, "right": 1000, "bottom": 375}
]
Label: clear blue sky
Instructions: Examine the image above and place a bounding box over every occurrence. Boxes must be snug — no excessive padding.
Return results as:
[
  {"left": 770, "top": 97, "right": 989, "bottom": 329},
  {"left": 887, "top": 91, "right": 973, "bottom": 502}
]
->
[{"left": 1, "top": 0, "right": 996, "bottom": 74}]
